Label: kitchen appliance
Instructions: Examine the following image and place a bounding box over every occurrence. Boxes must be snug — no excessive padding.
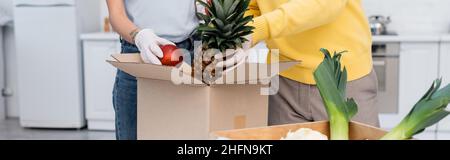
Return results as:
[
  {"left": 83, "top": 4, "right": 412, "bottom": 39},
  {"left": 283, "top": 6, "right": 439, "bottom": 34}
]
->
[
  {"left": 0, "top": 24, "right": 4, "bottom": 121},
  {"left": 81, "top": 33, "right": 120, "bottom": 130},
  {"left": 0, "top": 10, "right": 12, "bottom": 121},
  {"left": 369, "top": 15, "right": 391, "bottom": 35},
  {"left": 372, "top": 42, "right": 400, "bottom": 114},
  {"left": 13, "top": 0, "right": 99, "bottom": 128}
]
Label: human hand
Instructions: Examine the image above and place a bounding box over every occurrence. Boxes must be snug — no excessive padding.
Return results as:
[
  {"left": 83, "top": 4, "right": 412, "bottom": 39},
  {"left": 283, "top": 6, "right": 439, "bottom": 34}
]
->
[{"left": 134, "top": 29, "right": 175, "bottom": 65}]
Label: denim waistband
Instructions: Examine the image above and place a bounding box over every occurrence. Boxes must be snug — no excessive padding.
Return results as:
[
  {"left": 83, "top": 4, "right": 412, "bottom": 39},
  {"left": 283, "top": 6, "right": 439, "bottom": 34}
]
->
[{"left": 120, "top": 37, "right": 195, "bottom": 51}]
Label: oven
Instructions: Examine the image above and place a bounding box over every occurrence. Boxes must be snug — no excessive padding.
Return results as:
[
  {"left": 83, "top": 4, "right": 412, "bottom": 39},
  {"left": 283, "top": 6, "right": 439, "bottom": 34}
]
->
[{"left": 372, "top": 42, "right": 400, "bottom": 114}]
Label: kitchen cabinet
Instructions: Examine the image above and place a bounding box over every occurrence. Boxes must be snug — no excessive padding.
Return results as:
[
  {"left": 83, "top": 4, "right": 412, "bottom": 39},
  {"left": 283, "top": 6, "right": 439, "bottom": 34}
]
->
[
  {"left": 437, "top": 131, "right": 450, "bottom": 140},
  {"left": 0, "top": 24, "right": 6, "bottom": 120},
  {"left": 414, "top": 131, "right": 438, "bottom": 140},
  {"left": 398, "top": 42, "right": 439, "bottom": 130},
  {"left": 81, "top": 33, "right": 120, "bottom": 131},
  {"left": 378, "top": 39, "right": 440, "bottom": 130},
  {"left": 438, "top": 36, "right": 450, "bottom": 132}
]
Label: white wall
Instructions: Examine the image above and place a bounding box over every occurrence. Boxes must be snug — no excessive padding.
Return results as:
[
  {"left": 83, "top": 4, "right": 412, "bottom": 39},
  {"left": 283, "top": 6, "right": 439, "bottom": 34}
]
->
[{"left": 363, "top": 0, "right": 450, "bottom": 35}]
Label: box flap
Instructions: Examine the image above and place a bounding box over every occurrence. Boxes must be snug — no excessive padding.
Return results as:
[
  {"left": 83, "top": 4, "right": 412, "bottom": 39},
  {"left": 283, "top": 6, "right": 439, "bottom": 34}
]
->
[
  {"left": 108, "top": 54, "right": 177, "bottom": 81},
  {"left": 108, "top": 54, "right": 300, "bottom": 85},
  {"left": 111, "top": 53, "right": 143, "bottom": 63},
  {"left": 108, "top": 54, "right": 206, "bottom": 85},
  {"left": 212, "top": 61, "right": 299, "bottom": 85}
]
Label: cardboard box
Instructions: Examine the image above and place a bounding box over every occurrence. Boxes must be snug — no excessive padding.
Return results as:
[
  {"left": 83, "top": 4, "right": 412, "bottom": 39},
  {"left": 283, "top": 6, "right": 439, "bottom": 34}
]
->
[
  {"left": 107, "top": 54, "right": 297, "bottom": 140},
  {"left": 212, "top": 121, "right": 388, "bottom": 140}
]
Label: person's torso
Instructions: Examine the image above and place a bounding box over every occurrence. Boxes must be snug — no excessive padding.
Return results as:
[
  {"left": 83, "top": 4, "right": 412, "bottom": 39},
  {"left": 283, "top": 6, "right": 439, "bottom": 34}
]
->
[
  {"left": 257, "top": 0, "right": 373, "bottom": 84},
  {"left": 125, "top": 0, "right": 199, "bottom": 42}
]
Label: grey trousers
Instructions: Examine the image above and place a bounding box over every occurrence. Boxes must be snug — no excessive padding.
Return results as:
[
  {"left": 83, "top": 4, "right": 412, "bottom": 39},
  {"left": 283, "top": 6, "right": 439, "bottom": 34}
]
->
[{"left": 269, "top": 70, "right": 380, "bottom": 127}]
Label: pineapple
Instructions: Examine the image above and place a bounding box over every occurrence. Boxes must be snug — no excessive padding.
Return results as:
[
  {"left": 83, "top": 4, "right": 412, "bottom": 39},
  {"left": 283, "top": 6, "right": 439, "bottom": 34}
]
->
[{"left": 195, "top": 0, "right": 255, "bottom": 84}]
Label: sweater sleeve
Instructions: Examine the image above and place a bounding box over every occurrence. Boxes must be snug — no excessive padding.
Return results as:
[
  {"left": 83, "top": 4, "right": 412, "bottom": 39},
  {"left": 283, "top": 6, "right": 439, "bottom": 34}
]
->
[
  {"left": 250, "top": 0, "right": 349, "bottom": 43},
  {"left": 245, "top": 0, "right": 261, "bottom": 17}
]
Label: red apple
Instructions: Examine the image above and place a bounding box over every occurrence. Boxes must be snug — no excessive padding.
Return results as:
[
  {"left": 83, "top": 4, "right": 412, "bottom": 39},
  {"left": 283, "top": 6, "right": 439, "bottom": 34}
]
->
[{"left": 159, "top": 45, "right": 183, "bottom": 66}]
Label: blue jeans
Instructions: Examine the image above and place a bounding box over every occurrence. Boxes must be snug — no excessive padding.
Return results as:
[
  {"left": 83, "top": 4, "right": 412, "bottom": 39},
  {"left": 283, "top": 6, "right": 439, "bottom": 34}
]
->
[{"left": 113, "top": 39, "right": 193, "bottom": 140}]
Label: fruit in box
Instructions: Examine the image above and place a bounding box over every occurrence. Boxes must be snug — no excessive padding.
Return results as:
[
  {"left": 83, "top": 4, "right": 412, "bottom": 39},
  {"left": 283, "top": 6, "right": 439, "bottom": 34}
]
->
[
  {"left": 160, "top": 45, "right": 183, "bottom": 66},
  {"left": 195, "top": 0, "right": 255, "bottom": 83}
]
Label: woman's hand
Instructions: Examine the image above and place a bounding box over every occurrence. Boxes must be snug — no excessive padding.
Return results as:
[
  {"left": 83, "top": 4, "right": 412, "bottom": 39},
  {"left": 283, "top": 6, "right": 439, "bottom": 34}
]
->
[
  {"left": 214, "top": 35, "right": 253, "bottom": 72},
  {"left": 134, "top": 29, "right": 175, "bottom": 65}
]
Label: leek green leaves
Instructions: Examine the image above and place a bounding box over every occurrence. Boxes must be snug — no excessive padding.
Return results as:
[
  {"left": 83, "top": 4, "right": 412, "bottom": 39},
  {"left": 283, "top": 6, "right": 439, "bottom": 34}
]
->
[
  {"left": 314, "top": 48, "right": 450, "bottom": 140},
  {"left": 381, "top": 79, "right": 450, "bottom": 140},
  {"left": 313, "top": 48, "right": 358, "bottom": 140}
]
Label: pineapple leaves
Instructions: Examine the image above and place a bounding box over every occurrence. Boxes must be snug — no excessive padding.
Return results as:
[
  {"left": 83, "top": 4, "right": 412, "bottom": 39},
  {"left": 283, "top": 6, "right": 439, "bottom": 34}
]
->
[
  {"left": 228, "top": 12, "right": 245, "bottom": 24},
  {"left": 196, "top": 0, "right": 254, "bottom": 52},
  {"left": 197, "top": 25, "right": 218, "bottom": 33},
  {"left": 196, "top": 13, "right": 210, "bottom": 22},
  {"left": 223, "top": 0, "right": 234, "bottom": 15},
  {"left": 212, "top": 0, "right": 226, "bottom": 20},
  {"left": 213, "top": 19, "right": 225, "bottom": 29},
  {"left": 227, "top": 0, "right": 241, "bottom": 15},
  {"left": 234, "top": 16, "right": 254, "bottom": 30},
  {"left": 236, "top": 0, "right": 251, "bottom": 16}
]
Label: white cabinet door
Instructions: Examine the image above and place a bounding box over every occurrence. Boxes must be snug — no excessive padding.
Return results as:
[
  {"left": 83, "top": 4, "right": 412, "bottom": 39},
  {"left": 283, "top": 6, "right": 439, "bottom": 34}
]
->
[
  {"left": 438, "top": 42, "right": 450, "bottom": 131},
  {"left": 83, "top": 40, "right": 119, "bottom": 130},
  {"left": 0, "top": 30, "right": 4, "bottom": 121},
  {"left": 414, "top": 131, "right": 438, "bottom": 140},
  {"left": 380, "top": 42, "right": 439, "bottom": 129},
  {"left": 15, "top": 6, "right": 85, "bottom": 128},
  {"left": 399, "top": 43, "right": 439, "bottom": 130},
  {"left": 437, "top": 131, "right": 450, "bottom": 140}
]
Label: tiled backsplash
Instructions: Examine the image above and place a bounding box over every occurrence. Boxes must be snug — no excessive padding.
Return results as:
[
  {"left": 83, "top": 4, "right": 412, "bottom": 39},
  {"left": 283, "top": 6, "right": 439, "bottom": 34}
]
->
[{"left": 363, "top": 0, "right": 450, "bottom": 35}]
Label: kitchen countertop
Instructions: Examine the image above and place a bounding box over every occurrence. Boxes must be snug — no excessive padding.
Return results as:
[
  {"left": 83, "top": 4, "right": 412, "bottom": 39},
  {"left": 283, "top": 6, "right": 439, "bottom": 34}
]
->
[
  {"left": 81, "top": 32, "right": 120, "bottom": 41},
  {"left": 372, "top": 35, "right": 441, "bottom": 43}
]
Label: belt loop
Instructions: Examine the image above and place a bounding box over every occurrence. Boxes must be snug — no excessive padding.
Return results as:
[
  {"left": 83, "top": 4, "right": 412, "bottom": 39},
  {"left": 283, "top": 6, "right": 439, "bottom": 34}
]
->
[{"left": 119, "top": 37, "right": 124, "bottom": 44}]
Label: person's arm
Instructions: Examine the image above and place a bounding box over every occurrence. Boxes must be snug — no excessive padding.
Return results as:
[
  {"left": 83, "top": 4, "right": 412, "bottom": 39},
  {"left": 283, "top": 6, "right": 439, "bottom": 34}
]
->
[
  {"left": 250, "top": 0, "right": 349, "bottom": 44},
  {"left": 106, "top": 0, "right": 138, "bottom": 43},
  {"left": 106, "top": 0, "right": 174, "bottom": 65}
]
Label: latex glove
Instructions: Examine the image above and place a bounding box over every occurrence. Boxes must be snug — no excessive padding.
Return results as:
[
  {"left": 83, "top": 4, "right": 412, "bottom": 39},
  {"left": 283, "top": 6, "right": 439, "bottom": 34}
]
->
[
  {"left": 214, "top": 35, "right": 253, "bottom": 70},
  {"left": 214, "top": 48, "right": 248, "bottom": 71},
  {"left": 134, "top": 29, "right": 175, "bottom": 65}
]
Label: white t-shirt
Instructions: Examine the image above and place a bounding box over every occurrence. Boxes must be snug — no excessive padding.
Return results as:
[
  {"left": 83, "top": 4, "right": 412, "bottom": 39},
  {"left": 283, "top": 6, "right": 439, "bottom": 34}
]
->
[{"left": 125, "top": 0, "right": 199, "bottom": 43}]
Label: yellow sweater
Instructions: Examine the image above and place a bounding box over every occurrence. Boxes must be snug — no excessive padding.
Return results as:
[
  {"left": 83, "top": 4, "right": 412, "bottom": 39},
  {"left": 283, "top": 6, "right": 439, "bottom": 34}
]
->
[{"left": 247, "top": 0, "right": 373, "bottom": 85}]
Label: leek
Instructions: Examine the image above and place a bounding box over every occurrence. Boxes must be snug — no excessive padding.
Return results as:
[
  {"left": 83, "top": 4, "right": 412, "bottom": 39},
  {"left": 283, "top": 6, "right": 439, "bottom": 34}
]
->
[
  {"left": 381, "top": 79, "right": 450, "bottom": 140},
  {"left": 313, "top": 48, "right": 358, "bottom": 140}
]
